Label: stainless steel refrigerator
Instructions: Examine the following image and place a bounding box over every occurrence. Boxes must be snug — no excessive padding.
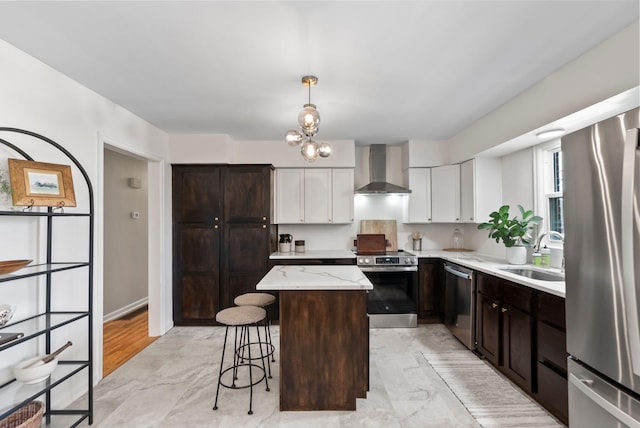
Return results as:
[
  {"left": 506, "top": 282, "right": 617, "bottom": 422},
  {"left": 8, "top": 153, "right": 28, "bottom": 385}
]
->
[{"left": 563, "top": 107, "right": 640, "bottom": 427}]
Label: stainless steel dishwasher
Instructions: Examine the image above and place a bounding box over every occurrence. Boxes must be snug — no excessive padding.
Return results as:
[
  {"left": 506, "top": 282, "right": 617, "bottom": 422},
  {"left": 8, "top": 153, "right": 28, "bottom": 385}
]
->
[{"left": 444, "top": 263, "right": 476, "bottom": 350}]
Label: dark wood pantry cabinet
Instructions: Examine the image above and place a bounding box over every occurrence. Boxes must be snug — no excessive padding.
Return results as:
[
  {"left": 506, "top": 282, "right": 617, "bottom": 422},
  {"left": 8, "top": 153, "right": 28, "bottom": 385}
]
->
[{"left": 172, "top": 164, "right": 277, "bottom": 325}]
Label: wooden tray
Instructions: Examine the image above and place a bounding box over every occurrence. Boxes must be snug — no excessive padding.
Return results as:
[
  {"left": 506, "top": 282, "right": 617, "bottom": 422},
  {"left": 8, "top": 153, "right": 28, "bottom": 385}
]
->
[
  {"left": 442, "top": 248, "right": 474, "bottom": 252},
  {"left": 356, "top": 234, "right": 386, "bottom": 254},
  {"left": 0, "top": 259, "right": 32, "bottom": 275}
]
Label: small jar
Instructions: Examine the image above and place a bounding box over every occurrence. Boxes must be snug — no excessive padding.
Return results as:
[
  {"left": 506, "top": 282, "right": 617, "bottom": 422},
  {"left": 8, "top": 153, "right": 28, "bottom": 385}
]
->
[
  {"left": 532, "top": 252, "right": 542, "bottom": 266},
  {"left": 295, "top": 240, "right": 305, "bottom": 253},
  {"left": 541, "top": 247, "right": 551, "bottom": 268}
]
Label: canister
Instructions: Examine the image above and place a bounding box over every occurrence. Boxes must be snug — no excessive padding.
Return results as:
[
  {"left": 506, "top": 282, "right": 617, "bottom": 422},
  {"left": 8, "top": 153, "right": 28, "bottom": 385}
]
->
[{"left": 295, "top": 240, "right": 305, "bottom": 253}]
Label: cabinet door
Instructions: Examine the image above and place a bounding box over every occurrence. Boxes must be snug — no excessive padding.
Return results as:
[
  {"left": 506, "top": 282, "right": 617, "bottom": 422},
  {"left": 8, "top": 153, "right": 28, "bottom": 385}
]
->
[
  {"left": 173, "top": 224, "right": 220, "bottom": 324},
  {"left": 221, "top": 222, "right": 271, "bottom": 308},
  {"left": 276, "top": 169, "right": 304, "bottom": 223},
  {"left": 431, "top": 164, "right": 460, "bottom": 222},
  {"left": 304, "top": 169, "right": 332, "bottom": 223},
  {"left": 224, "top": 165, "right": 272, "bottom": 223},
  {"left": 460, "top": 159, "right": 475, "bottom": 223},
  {"left": 173, "top": 165, "right": 223, "bottom": 223},
  {"left": 418, "top": 258, "right": 442, "bottom": 320},
  {"left": 502, "top": 305, "right": 533, "bottom": 393},
  {"left": 404, "top": 168, "right": 432, "bottom": 223},
  {"left": 477, "top": 292, "right": 501, "bottom": 367},
  {"left": 331, "top": 169, "right": 354, "bottom": 223}
]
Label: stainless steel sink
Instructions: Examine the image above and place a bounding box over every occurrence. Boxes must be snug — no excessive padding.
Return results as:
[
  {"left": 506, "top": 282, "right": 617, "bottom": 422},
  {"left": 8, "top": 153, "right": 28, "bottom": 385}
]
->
[{"left": 500, "top": 268, "right": 565, "bottom": 281}]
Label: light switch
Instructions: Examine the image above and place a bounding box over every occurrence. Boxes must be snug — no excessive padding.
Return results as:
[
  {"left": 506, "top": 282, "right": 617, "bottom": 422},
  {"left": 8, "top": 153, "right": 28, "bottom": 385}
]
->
[{"left": 131, "top": 211, "right": 140, "bottom": 219}]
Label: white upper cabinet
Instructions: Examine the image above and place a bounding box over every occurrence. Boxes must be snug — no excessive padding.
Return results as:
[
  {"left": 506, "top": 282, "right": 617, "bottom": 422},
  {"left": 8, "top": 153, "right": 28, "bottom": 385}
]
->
[
  {"left": 331, "top": 169, "right": 355, "bottom": 223},
  {"left": 304, "top": 169, "right": 332, "bottom": 223},
  {"left": 431, "top": 164, "right": 461, "bottom": 222},
  {"left": 275, "top": 168, "right": 305, "bottom": 223},
  {"left": 403, "top": 167, "right": 432, "bottom": 223},
  {"left": 460, "top": 158, "right": 502, "bottom": 223},
  {"left": 275, "top": 168, "right": 354, "bottom": 224}
]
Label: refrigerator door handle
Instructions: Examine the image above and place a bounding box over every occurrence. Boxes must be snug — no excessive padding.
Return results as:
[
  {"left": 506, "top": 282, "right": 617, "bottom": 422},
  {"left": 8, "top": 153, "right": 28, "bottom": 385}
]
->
[
  {"left": 621, "top": 128, "right": 640, "bottom": 377},
  {"left": 569, "top": 373, "right": 640, "bottom": 428}
]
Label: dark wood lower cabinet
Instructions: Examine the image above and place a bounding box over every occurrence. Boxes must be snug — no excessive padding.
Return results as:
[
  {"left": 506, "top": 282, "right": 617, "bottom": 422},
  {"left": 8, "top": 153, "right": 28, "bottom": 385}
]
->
[
  {"left": 278, "top": 290, "right": 368, "bottom": 411},
  {"left": 418, "top": 258, "right": 443, "bottom": 322},
  {"left": 476, "top": 272, "right": 534, "bottom": 394},
  {"left": 476, "top": 292, "right": 501, "bottom": 367},
  {"left": 535, "top": 292, "right": 568, "bottom": 425}
]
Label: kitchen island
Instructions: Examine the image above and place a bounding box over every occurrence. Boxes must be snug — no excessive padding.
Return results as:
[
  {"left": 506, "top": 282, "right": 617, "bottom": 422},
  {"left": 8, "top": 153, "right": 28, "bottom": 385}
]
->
[{"left": 256, "top": 265, "right": 372, "bottom": 411}]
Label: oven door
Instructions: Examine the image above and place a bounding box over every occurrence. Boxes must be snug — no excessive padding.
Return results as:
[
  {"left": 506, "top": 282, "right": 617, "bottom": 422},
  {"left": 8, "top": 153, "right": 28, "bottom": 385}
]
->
[{"left": 361, "top": 267, "right": 418, "bottom": 328}]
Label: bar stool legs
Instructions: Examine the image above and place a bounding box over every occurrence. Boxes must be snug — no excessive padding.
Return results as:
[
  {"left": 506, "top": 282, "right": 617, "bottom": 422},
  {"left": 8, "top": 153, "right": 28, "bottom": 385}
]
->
[
  {"left": 233, "top": 293, "right": 277, "bottom": 377},
  {"left": 212, "top": 306, "right": 270, "bottom": 415}
]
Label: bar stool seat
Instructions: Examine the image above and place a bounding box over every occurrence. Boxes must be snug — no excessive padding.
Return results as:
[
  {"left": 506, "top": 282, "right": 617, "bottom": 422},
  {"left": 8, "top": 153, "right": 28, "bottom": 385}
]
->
[
  {"left": 234, "top": 293, "right": 276, "bottom": 307},
  {"left": 213, "top": 306, "right": 270, "bottom": 415},
  {"left": 234, "top": 293, "right": 277, "bottom": 374}
]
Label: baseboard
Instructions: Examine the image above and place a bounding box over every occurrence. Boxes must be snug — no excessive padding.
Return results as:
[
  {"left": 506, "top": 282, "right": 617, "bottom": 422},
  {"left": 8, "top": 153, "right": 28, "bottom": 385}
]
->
[{"left": 103, "top": 297, "right": 148, "bottom": 323}]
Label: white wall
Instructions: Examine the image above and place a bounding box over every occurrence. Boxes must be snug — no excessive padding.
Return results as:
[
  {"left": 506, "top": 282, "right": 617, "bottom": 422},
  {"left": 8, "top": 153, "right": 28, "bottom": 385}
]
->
[
  {"left": 449, "top": 20, "right": 639, "bottom": 163},
  {"left": 0, "top": 39, "right": 169, "bottom": 406},
  {"left": 103, "top": 149, "right": 148, "bottom": 319}
]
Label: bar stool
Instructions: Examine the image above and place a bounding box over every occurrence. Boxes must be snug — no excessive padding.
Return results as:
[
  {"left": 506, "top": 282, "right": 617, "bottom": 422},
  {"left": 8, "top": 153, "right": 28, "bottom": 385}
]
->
[
  {"left": 212, "top": 306, "right": 270, "bottom": 415},
  {"left": 234, "top": 293, "right": 276, "bottom": 376}
]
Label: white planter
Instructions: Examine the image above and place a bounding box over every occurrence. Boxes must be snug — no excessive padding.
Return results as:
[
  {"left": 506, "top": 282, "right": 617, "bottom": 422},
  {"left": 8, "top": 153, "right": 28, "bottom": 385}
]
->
[{"left": 506, "top": 245, "right": 527, "bottom": 265}]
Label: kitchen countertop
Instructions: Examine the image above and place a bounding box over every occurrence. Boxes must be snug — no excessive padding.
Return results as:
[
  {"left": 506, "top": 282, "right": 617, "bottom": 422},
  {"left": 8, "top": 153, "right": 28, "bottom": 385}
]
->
[
  {"left": 256, "top": 265, "right": 373, "bottom": 291},
  {"left": 408, "top": 249, "right": 566, "bottom": 298},
  {"left": 269, "top": 250, "right": 356, "bottom": 259}
]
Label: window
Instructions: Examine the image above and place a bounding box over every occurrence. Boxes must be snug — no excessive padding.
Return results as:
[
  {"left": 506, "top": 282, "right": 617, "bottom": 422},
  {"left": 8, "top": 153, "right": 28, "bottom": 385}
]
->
[{"left": 535, "top": 140, "right": 564, "bottom": 245}]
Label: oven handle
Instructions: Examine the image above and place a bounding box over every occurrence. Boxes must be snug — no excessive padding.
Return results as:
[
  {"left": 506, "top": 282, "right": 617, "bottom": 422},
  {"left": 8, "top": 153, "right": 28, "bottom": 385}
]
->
[
  {"left": 444, "top": 265, "right": 473, "bottom": 280},
  {"left": 359, "top": 266, "right": 418, "bottom": 272}
]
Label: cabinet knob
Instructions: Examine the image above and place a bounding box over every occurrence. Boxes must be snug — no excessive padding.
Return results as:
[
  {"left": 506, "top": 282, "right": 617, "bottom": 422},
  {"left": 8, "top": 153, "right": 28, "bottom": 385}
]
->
[
  {"left": 427, "top": 218, "right": 432, "bottom": 221},
  {"left": 456, "top": 218, "right": 460, "bottom": 221},
  {"left": 501, "top": 308, "right": 508, "bottom": 313},
  {"left": 469, "top": 217, "right": 473, "bottom": 221},
  {"left": 214, "top": 217, "right": 219, "bottom": 221},
  {"left": 262, "top": 216, "right": 267, "bottom": 221},
  {"left": 214, "top": 225, "right": 219, "bottom": 229},
  {"left": 262, "top": 224, "right": 266, "bottom": 229},
  {"left": 491, "top": 303, "right": 498, "bottom": 309}
]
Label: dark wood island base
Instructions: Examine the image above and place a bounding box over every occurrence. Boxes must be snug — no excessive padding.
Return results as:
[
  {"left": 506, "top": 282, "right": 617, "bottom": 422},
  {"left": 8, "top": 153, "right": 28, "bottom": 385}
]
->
[{"left": 279, "top": 289, "right": 369, "bottom": 411}]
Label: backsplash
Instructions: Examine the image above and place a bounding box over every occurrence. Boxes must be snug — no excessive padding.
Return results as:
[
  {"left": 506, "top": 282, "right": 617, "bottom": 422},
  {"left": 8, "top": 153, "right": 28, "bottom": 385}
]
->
[{"left": 277, "top": 194, "right": 504, "bottom": 256}]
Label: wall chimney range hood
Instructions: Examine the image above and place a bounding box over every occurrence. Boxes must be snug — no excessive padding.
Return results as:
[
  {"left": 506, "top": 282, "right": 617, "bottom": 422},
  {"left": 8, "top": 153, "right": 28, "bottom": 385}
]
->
[{"left": 355, "top": 144, "right": 411, "bottom": 195}]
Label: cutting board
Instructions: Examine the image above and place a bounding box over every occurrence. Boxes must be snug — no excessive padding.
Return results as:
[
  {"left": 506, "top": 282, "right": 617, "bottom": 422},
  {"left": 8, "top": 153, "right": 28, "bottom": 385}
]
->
[{"left": 359, "top": 220, "right": 398, "bottom": 251}]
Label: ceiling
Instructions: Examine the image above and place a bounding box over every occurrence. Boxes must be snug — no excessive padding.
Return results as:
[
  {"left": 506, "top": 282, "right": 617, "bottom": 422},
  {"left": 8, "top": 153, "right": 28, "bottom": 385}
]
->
[{"left": 0, "top": 1, "right": 637, "bottom": 145}]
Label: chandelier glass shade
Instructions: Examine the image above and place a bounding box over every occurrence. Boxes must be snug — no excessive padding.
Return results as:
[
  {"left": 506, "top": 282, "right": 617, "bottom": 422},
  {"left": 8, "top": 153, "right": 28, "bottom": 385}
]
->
[{"left": 285, "top": 75, "right": 331, "bottom": 161}]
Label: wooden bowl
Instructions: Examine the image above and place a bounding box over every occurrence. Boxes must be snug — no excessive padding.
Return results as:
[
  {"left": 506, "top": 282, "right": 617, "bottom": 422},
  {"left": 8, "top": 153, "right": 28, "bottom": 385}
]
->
[{"left": 0, "top": 259, "right": 33, "bottom": 275}]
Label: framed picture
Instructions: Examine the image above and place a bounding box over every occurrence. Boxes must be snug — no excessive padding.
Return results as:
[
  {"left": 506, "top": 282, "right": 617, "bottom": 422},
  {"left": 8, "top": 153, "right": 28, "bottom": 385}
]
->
[{"left": 8, "top": 159, "right": 76, "bottom": 207}]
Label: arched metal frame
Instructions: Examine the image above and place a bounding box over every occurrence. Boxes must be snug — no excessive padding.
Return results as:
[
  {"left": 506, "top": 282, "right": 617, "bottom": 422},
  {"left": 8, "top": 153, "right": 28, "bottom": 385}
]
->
[{"left": 0, "top": 127, "right": 94, "bottom": 426}]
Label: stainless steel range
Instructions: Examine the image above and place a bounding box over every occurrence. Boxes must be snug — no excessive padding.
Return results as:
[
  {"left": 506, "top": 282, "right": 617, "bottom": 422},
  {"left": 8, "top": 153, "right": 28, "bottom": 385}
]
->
[{"left": 357, "top": 250, "right": 418, "bottom": 328}]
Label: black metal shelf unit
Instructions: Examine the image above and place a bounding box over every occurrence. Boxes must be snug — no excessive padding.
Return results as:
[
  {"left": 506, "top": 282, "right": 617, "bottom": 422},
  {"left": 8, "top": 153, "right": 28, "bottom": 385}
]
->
[{"left": 0, "top": 128, "right": 94, "bottom": 426}]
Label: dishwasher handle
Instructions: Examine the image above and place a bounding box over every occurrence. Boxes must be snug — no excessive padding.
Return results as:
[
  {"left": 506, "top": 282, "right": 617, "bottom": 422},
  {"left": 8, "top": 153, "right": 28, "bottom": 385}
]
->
[{"left": 444, "top": 265, "right": 473, "bottom": 280}]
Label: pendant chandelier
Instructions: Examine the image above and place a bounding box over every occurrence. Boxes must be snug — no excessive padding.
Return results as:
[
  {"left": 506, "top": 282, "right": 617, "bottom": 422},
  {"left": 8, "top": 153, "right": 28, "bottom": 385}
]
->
[{"left": 284, "top": 75, "right": 332, "bottom": 162}]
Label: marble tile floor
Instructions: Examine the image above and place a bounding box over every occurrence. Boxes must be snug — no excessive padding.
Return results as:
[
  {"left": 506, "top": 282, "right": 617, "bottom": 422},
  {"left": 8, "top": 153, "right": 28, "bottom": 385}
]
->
[{"left": 70, "top": 324, "right": 499, "bottom": 427}]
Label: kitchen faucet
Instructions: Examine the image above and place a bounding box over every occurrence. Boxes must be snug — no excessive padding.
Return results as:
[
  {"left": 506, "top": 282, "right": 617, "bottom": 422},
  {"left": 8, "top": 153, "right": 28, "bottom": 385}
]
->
[{"left": 534, "top": 231, "right": 565, "bottom": 272}]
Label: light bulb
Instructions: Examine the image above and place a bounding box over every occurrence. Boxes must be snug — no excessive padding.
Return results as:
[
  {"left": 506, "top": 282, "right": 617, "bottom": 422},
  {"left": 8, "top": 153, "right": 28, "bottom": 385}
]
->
[
  {"left": 298, "top": 104, "right": 320, "bottom": 132},
  {"left": 301, "top": 140, "right": 319, "bottom": 162},
  {"left": 318, "top": 142, "right": 332, "bottom": 158},
  {"left": 285, "top": 129, "right": 303, "bottom": 146}
]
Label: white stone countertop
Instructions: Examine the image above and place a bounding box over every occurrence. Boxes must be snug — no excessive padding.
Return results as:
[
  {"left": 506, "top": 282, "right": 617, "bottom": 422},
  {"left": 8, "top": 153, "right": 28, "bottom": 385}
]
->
[
  {"left": 407, "top": 248, "right": 566, "bottom": 298},
  {"left": 269, "top": 250, "right": 356, "bottom": 259},
  {"left": 257, "top": 265, "right": 373, "bottom": 291}
]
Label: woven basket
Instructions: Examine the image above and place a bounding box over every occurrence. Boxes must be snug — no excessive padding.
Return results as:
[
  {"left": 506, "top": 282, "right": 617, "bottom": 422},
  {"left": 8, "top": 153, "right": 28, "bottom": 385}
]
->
[{"left": 0, "top": 401, "right": 43, "bottom": 428}]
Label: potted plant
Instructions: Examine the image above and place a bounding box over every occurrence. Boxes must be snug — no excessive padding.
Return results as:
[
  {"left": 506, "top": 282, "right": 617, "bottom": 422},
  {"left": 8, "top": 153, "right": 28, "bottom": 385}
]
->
[{"left": 477, "top": 205, "right": 542, "bottom": 264}]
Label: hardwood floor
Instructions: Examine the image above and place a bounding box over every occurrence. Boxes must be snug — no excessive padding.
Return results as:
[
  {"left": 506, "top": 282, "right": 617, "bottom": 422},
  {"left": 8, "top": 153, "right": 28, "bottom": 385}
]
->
[{"left": 102, "top": 306, "right": 158, "bottom": 377}]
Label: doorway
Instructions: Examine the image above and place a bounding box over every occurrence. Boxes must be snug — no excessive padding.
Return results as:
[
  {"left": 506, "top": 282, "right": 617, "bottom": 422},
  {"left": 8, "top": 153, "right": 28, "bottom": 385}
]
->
[{"left": 103, "top": 148, "right": 152, "bottom": 374}]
